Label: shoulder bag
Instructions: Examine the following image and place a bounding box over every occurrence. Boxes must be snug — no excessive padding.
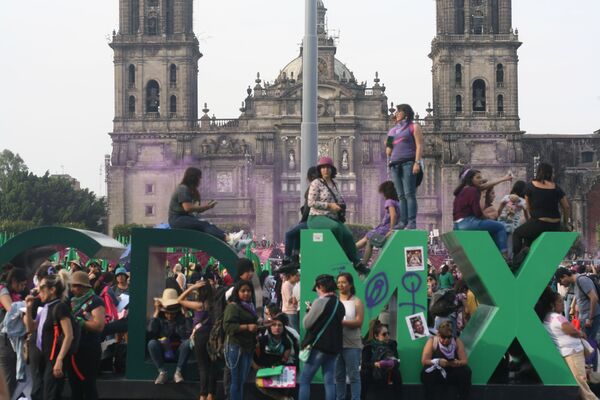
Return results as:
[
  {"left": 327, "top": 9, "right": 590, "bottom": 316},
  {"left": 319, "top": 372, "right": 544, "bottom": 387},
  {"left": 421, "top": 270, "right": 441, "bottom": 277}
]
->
[{"left": 299, "top": 297, "right": 339, "bottom": 363}]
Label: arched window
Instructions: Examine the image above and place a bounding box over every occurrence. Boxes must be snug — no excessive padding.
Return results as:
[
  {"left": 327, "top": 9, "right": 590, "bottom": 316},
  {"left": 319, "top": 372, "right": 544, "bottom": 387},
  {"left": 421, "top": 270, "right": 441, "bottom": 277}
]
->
[
  {"left": 455, "top": 64, "right": 462, "bottom": 86},
  {"left": 472, "top": 79, "right": 486, "bottom": 111},
  {"left": 146, "top": 80, "right": 160, "bottom": 113},
  {"left": 454, "top": 0, "right": 464, "bottom": 34},
  {"left": 496, "top": 64, "right": 504, "bottom": 87},
  {"left": 169, "top": 64, "right": 177, "bottom": 87},
  {"left": 128, "top": 96, "right": 136, "bottom": 114},
  {"left": 497, "top": 95, "right": 504, "bottom": 114},
  {"left": 170, "top": 95, "right": 177, "bottom": 114},
  {"left": 456, "top": 95, "right": 463, "bottom": 113},
  {"left": 128, "top": 64, "right": 135, "bottom": 88}
]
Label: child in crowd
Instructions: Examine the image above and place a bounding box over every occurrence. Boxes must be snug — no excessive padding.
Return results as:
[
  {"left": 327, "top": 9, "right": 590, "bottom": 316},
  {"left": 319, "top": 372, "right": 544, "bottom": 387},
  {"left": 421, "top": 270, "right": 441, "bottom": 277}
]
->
[{"left": 497, "top": 180, "right": 529, "bottom": 257}]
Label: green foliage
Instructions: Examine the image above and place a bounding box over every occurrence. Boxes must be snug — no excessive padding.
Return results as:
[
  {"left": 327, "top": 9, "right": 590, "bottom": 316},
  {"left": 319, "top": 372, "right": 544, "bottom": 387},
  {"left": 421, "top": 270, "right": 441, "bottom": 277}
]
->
[
  {"left": 0, "top": 220, "right": 36, "bottom": 234},
  {"left": 112, "top": 223, "right": 144, "bottom": 238},
  {"left": 218, "top": 222, "right": 251, "bottom": 234},
  {"left": 346, "top": 223, "right": 373, "bottom": 242},
  {"left": 0, "top": 150, "right": 106, "bottom": 232}
]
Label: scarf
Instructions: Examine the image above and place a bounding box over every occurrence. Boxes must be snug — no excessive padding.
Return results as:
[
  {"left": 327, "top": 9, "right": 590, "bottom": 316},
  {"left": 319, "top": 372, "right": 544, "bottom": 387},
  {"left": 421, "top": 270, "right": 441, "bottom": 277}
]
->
[
  {"left": 239, "top": 301, "right": 257, "bottom": 317},
  {"left": 36, "top": 299, "right": 60, "bottom": 351},
  {"left": 438, "top": 337, "right": 457, "bottom": 360},
  {"left": 70, "top": 289, "right": 95, "bottom": 316},
  {"left": 265, "top": 332, "right": 284, "bottom": 356}
]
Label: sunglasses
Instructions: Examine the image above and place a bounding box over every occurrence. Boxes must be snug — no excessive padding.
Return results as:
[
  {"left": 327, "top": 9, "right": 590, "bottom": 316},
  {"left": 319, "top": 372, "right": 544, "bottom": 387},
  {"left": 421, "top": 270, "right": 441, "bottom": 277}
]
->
[{"left": 440, "top": 335, "right": 453, "bottom": 340}]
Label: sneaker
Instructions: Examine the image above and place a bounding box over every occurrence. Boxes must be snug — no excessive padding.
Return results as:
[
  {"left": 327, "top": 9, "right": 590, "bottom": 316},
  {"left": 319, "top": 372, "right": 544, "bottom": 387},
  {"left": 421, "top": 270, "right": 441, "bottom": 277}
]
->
[
  {"left": 405, "top": 221, "right": 416, "bottom": 230},
  {"left": 154, "top": 370, "right": 168, "bottom": 384},
  {"left": 227, "top": 230, "right": 245, "bottom": 247},
  {"left": 174, "top": 369, "right": 184, "bottom": 384},
  {"left": 354, "top": 262, "right": 370, "bottom": 277}
]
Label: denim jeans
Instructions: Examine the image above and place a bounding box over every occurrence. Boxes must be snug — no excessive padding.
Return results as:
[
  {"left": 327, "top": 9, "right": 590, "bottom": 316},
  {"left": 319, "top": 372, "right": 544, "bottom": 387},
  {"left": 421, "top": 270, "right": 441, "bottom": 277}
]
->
[
  {"left": 583, "top": 315, "right": 600, "bottom": 344},
  {"left": 299, "top": 349, "right": 338, "bottom": 400},
  {"left": 285, "top": 222, "right": 308, "bottom": 258},
  {"left": 285, "top": 312, "right": 300, "bottom": 332},
  {"left": 147, "top": 338, "right": 192, "bottom": 371},
  {"left": 169, "top": 215, "right": 226, "bottom": 241},
  {"left": 335, "top": 348, "right": 362, "bottom": 400},
  {"left": 390, "top": 161, "right": 417, "bottom": 228},
  {"left": 454, "top": 216, "right": 508, "bottom": 252},
  {"left": 225, "top": 342, "right": 253, "bottom": 400}
]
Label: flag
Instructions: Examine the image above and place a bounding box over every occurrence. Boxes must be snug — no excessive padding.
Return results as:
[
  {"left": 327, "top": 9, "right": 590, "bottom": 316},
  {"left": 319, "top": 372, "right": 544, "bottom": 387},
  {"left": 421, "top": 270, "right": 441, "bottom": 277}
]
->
[
  {"left": 245, "top": 246, "right": 261, "bottom": 274},
  {"left": 262, "top": 259, "right": 272, "bottom": 275}
]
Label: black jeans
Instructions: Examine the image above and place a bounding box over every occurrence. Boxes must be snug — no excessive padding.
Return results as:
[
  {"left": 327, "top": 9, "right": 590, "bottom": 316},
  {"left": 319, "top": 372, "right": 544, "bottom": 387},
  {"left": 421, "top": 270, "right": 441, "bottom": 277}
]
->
[
  {"left": 194, "top": 329, "right": 217, "bottom": 396},
  {"left": 512, "top": 219, "right": 561, "bottom": 256},
  {"left": 68, "top": 343, "right": 101, "bottom": 400},
  {"left": 0, "top": 333, "right": 17, "bottom": 398},
  {"left": 421, "top": 365, "right": 471, "bottom": 400},
  {"left": 169, "top": 215, "right": 226, "bottom": 241}
]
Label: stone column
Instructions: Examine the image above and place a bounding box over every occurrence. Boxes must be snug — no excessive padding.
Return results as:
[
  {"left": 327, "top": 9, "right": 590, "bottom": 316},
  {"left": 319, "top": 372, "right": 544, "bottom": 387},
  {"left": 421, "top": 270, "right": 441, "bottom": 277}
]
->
[{"left": 254, "top": 166, "right": 275, "bottom": 241}]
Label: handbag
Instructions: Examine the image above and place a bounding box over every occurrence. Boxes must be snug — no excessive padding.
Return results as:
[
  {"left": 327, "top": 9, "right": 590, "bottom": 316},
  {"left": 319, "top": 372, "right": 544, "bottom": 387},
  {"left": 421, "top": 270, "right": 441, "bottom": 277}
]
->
[
  {"left": 369, "top": 233, "right": 387, "bottom": 248},
  {"left": 299, "top": 298, "right": 339, "bottom": 363},
  {"left": 320, "top": 179, "right": 346, "bottom": 223}
]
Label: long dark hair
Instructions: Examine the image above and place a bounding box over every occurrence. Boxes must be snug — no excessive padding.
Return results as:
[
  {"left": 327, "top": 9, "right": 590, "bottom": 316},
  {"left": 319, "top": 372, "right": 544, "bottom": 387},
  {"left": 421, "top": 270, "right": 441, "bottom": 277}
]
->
[
  {"left": 396, "top": 104, "right": 415, "bottom": 122},
  {"left": 229, "top": 280, "right": 254, "bottom": 304},
  {"left": 510, "top": 180, "right": 527, "bottom": 197},
  {"left": 181, "top": 167, "right": 202, "bottom": 200},
  {"left": 534, "top": 163, "right": 553, "bottom": 183},
  {"left": 0, "top": 264, "right": 27, "bottom": 291},
  {"left": 453, "top": 168, "right": 481, "bottom": 196},
  {"left": 337, "top": 272, "right": 356, "bottom": 296},
  {"left": 307, "top": 166, "right": 319, "bottom": 182},
  {"left": 379, "top": 180, "right": 399, "bottom": 201},
  {"left": 535, "top": 287, "right": 560, "bottom": 321}
]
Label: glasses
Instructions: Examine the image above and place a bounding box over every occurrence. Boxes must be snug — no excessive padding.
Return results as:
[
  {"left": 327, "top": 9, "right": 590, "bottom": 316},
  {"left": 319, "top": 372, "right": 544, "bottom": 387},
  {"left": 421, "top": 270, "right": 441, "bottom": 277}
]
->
[{"left": 440, "top": 335, "right": 453, "bottom": 340}]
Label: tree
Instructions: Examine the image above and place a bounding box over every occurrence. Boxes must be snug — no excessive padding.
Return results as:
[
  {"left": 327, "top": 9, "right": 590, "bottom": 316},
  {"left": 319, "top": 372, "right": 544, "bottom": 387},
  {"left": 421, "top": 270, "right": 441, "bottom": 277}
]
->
[{"left": 0, "top": 150, "right": 106, "bottom": 232}]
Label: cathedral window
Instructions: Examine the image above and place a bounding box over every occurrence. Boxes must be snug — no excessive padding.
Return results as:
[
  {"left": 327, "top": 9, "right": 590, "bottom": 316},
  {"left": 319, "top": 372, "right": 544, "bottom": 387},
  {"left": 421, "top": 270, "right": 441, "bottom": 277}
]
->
[
  {"left": 147, "top": 0, "right": 158, "bottom": 7},
  {"left": 497, "top": 95, "right": 504, "bottom": 115},
  {"left": 455, "top": 95, "right": 462, "bottom": 113},
  {"left": 472, "top": 12, "right": 484, "bottom": 34},
  {"left": 455, "top": 64, "right": 462, "bottom": 87},
  {"left": 170, "top": 95, "right": 177, "bottom": 115},
  {"left": 491, "top": 0, "right": 500, "bottom": 33},
  {"left": 129, "top": 0, "right": 140, "bottom": 34},
  {"left": 146, "top": 16, "right": 158, "bottom": 35},
  {"left": 472, "top": 80, "right": 486, "bottom": 112},
  {"left": 128, "top": 96, "right": 136, "bottom": 115},
  {"left": 145, "top": 183, "right": 155, "bottom": 195},
  {"left": 496, "top": 64, "right": 504, "bottom": 87},
  {"left": 340, "top": 101, "right": 349, "bottom": 115},
  {"left": 169, "top": 64, "right": 177, "bottom": 87},
  {"left": 128, "top": 64, "right": 135, "bottom": 88},
  {"left": 165, "top": 0, "right": 174, "bottom": 35},
  {"left": 146, "top": 80, "right": 160, "bottom": 113},
  {"left": 454, "top": 0, "right": 465, "bottom": 34}
]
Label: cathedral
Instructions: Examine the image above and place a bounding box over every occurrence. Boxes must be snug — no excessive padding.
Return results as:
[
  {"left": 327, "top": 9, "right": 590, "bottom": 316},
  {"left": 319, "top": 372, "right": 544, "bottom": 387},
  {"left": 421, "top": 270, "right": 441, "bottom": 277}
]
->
[{"left": 107, "top": 0, "right": 600, "bottom": 252}]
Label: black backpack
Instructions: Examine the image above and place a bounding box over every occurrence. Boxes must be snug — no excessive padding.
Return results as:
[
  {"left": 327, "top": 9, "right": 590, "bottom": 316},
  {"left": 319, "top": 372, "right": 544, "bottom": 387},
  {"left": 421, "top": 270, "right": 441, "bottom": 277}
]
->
[
  {"left": 206, "top": 285, "right": 231, "bottom": 362},
  {"left": 429, "top": 289, "right": 457, "bottom": 317}
]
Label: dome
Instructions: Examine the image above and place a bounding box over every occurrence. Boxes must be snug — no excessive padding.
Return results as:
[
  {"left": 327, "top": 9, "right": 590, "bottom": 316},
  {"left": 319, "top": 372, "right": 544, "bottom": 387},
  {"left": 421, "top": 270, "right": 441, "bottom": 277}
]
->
[{"left": 279, "top": 56, "right": 354, "bottom": 82}]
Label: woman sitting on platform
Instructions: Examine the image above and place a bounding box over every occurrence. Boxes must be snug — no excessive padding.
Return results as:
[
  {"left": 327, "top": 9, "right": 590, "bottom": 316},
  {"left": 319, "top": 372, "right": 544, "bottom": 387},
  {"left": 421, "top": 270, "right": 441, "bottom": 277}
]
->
[
  {"left": 168, "top": 167, "right": 244, "bottom": 248},
  {"left": 421, "top": 320, "right": 471, "bottom": 400},
  {"left": 361, "top": 320, "right": 402, "bottom": 399},
  {"left": 452, "top": 168, "right": 512, "bottom": 257},
  {"left": 307, "top": 156, "right": 369, "bottom": 276}
]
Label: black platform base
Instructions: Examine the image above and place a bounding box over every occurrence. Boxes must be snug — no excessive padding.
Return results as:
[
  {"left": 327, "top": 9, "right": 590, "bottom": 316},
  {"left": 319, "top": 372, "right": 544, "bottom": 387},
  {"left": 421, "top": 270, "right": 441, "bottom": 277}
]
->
[{"left": 88, "top": 379, "right": 582, "bottom": 400}]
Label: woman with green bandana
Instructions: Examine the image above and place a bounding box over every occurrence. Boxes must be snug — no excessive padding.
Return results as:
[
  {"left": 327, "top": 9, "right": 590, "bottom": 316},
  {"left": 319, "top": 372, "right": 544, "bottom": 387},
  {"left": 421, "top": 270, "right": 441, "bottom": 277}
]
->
[{"left": 68, "top": 271, "right": 106, "bottom": 400}]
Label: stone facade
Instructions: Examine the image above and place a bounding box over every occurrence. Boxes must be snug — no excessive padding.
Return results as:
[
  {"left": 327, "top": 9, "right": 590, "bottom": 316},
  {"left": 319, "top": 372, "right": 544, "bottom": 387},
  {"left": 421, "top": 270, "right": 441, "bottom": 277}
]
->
[{"left": 107, "top": 0, "right": 600, "bottom": 251}]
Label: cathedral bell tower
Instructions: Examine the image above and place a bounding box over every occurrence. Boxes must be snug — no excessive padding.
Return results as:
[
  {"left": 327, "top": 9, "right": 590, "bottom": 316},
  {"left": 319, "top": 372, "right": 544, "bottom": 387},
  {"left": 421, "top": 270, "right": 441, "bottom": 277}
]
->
[
  {"left": 110, "top": 0, "right": 201, "bottom": 134},
  {"left": 430, "top": 0, "right": 521, "bottom": 133}
]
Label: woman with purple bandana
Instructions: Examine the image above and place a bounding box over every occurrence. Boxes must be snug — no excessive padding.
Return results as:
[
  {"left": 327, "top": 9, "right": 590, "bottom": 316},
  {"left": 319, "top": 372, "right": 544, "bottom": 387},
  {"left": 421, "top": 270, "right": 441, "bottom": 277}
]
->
[{"left": 386, "top": 104, "right": 424, "bottom": 230}]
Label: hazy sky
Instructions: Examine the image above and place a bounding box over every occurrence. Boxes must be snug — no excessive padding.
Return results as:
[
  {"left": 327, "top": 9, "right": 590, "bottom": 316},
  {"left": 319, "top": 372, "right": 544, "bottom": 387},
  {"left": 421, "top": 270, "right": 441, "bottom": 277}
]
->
[{"left": 1, "top": 0, "right": 598, "bottom": 195}]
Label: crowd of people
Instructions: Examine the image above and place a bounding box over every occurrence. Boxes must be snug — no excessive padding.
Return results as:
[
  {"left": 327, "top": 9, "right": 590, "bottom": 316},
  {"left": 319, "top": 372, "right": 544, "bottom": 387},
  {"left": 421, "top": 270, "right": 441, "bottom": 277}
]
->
[{"left": 0, "top": 103, "right": 595, "bottom": 400}]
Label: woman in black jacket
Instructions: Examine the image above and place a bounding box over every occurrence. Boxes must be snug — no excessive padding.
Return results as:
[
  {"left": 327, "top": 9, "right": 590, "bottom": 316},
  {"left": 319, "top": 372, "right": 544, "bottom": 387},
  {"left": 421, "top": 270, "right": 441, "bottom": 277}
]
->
[
  {"left": 361, "top": 320, "right": 402, "bottom": 399},
  {"left": 298, "top": 274, "right": 345, "bottom": 400}
]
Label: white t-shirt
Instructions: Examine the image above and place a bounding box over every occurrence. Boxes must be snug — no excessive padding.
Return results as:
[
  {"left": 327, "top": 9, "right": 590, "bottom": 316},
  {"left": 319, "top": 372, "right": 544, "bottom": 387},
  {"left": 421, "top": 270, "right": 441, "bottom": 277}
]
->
[{"left": 544, "top": 312, "right": 583, "bottom": 357}]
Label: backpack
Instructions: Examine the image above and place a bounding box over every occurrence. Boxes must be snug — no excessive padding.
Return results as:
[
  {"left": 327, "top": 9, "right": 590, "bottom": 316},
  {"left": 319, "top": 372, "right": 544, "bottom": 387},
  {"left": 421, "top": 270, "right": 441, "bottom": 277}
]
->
[
  {"left": 206, "top": 285, "right": 231, "bottom": 362},
  {"left": 429, "top": 289, "right": 456, "bottom": 317},
  {"left": 576, "top": 274, "right": 600, "bottom": 299}
]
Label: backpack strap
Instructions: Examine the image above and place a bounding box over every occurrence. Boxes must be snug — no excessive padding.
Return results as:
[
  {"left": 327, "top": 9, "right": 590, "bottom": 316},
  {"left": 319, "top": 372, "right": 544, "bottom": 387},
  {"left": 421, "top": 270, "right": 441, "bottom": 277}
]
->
[{"left": 310, "top": 297, "right": 339, "bottom": 347}]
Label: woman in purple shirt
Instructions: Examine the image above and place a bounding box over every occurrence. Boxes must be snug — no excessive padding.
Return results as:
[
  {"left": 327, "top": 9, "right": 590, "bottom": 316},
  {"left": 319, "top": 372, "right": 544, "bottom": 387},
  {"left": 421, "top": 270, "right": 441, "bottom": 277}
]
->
[
  {"left": 385, "top": 104, "right": 424, "bottom": 230},
  {"left": 452, "top": 168, "right": 512, "bottom": 256}
]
